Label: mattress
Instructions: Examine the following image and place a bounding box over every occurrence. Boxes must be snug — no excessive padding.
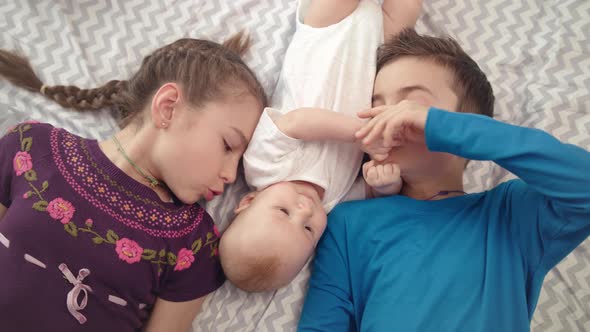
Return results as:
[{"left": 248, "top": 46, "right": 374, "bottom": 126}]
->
[{"left": 1, "top": 1, "right": 589, "bottom": 331}]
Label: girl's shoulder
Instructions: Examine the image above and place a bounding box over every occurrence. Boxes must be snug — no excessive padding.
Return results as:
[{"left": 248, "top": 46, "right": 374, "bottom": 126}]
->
[{"left": 1, "top": 121, "right": 76, "bottom": 164}]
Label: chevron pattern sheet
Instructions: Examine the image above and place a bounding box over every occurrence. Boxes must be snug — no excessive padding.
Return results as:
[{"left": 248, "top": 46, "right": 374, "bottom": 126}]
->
[{"left": 1, "top": 1, "right": 588, "bottom": 331}]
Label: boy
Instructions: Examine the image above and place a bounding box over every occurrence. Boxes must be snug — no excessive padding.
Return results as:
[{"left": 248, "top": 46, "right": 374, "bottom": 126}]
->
[{"left": 298, "top": 29, "right": 590, "bottom": 331}]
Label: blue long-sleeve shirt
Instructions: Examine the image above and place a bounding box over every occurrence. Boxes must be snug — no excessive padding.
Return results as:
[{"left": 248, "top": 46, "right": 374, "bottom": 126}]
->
[{"left": 298, "top": 108, "right": 590, "bottom": 332}]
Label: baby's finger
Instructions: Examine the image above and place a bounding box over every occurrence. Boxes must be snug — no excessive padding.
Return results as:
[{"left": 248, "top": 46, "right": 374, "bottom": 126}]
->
[
  {"left": 392, "top": 164, "right": 401, "bottom": 177},
  {"left": 372, "top": 153, "right": 388, "bottom": 162},
  {"left": 362, "top": 160, "right": 373, "bottom": 177},
  {"left": 367, "top": 166, "right": 377, "bottom": 182},
  {"left": 384, "top": 163, "right": 393, "bottom": 178},
  {"left": 376, "top": 165, "right": 385, "bottom": 184}
]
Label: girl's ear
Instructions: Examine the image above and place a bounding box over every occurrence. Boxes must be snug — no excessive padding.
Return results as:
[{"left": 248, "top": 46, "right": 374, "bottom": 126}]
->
[
  {"left": 150, "top": 82, "right": 181, "bottom": 128},
  {"left": 234, "top": 192, "right": 258, "bottom": 214}
]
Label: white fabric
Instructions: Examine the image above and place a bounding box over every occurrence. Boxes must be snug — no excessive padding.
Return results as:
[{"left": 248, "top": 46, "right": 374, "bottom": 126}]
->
[{"left": 243, "top": 0, "right": 383, "bottom": 211}]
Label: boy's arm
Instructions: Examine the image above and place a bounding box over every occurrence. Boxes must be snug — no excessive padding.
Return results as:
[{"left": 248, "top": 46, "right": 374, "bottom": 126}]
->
[
  {"left": 382, "top": 0, "right": 423, "bottom": 39},
  {"left": 276, "top": 108, "right": 363, "bottom": 143},
  {"left": 358, "top": 102, "right": 590, "bottom": 273},
  {"left": 424, "top": 108, "right": 590, "bottom": 271},
  {"left": 305, "top": 0, "right": 359, "bottom": 28},
  {"left": 299, "top": 208, "right": 354, "bottom": 331}
]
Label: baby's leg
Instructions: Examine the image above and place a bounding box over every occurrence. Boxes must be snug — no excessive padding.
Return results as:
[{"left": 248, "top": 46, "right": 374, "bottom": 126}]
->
[
  {"left": 304, "top": 0, "right": 360, "bottom": 28},
  {"left": 382, "top": 0, "right": 423, "bottom": 39}
]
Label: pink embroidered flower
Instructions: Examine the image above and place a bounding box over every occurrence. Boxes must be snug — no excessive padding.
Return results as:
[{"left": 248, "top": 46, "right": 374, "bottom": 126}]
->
[
  {"left": 47, "top": 198, "right": 76, "bottom": 224},
  {"left": 174, "top": 248, "right": 195, "bottom": 271},
  {"left": 85, "top": 219, "right": 93, "bottom": 227},
  {"left": 115, "top": 238, "right": 143, "bottom": 264},
  {"left": 13, "top": 151, "right": 33, "bottom": 176},
  {"left": 23, "top": 192, "right": 29, "bottom": 199},
  {"left": 213, "top": 225, "right": 220, "bottom": 238}
]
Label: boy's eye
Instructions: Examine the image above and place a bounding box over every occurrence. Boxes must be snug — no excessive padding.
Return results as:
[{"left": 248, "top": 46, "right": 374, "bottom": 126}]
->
[{"left": 280, "top": 208, "right": 289, "bottom": 216}]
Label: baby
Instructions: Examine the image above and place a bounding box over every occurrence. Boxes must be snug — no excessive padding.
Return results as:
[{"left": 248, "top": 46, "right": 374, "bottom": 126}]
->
[{"left": 219, "top": 0, "right": 422, "bottom": 292}]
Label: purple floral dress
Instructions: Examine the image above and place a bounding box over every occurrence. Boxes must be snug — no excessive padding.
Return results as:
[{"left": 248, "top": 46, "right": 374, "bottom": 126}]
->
[{"left": 0, "top": 122, "right": 224, "bottom": 331}]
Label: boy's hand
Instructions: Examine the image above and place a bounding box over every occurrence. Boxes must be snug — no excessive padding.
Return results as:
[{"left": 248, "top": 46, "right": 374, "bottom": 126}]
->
[
  {"left": 356, "top": 100, "right": 430, "bottom": 152},
  {"left": 363, "top": 160, "right": 402, "bottom": 197}
]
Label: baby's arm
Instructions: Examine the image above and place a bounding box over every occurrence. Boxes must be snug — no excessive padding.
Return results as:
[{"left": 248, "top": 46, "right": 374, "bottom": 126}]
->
[
  {"left": 362, "top": 159, "right": 402, "bottom": 198},
  {"left": 276, "top": 107, "right": 363, "bottom": 143},
  {"left": 305, "top": 0, "right": 359, "bottom": 28},
  {"left": 382, "top": 0, "right": 423, "bottom": 39}
]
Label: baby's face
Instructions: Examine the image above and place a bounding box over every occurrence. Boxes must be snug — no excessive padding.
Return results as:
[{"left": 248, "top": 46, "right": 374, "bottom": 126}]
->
[
  {"left": 223, "top": 181, "right": 328, "bottom": 288},
  {"left": 249, "top": 181, "right": 327, "bottom": 249}
]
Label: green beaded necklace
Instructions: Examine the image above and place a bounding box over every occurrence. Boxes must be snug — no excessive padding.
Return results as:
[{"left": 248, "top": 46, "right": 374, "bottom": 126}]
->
[{"left": 112, "top": 136, "right": 160, "bottom": 188}]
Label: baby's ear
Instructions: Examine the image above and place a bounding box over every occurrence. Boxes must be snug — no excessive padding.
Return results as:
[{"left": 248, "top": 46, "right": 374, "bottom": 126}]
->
[{"left": 234, "top": 192, "right": 258, "bottom": 214}]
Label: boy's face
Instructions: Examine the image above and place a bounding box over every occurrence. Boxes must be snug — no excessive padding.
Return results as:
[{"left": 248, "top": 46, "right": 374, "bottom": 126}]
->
[{"left": 372, "top": 57, "right": 462, "bottom": 176}]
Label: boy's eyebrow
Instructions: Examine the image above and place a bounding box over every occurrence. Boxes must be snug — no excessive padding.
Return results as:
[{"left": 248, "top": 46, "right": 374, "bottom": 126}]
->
[{"left": 231, "top": 126, "right": 248, "bottom": 146}]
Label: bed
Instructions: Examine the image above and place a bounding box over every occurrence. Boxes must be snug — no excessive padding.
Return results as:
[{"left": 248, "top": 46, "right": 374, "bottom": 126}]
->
[{"left": 1, "top": 0, "right": 589, "bottom": 331}]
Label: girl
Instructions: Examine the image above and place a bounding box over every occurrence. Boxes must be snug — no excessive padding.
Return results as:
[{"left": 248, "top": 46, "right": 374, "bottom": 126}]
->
[{"left": 0, "top": 33, "right": 266, "bottom": 331}]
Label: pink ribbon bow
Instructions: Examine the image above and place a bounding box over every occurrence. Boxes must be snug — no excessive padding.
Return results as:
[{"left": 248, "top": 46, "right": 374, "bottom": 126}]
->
[{"left": 59, "top": 263, "right": 93, "bottom": 324}]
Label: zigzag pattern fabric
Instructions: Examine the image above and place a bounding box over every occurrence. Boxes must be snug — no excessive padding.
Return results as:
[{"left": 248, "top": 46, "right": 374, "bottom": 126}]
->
[{"left": 1, "top": 1, "right": 588, "bottom": 331}]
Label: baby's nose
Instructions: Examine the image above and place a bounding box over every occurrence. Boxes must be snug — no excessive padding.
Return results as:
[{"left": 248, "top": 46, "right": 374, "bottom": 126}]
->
[{"left": 298, "top": 196, "right": 313, "bottom": 215}]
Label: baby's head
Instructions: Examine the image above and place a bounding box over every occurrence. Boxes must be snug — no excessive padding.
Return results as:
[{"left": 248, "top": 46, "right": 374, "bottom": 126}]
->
[{"left": 219, "top": 181, "right": 327, "bottom": 292}]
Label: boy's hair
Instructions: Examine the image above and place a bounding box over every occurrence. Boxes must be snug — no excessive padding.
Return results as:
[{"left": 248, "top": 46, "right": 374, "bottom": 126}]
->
[
  {"left": 0, "top": 32, "right": 267, "bottom": 126},
  {"left": 377, "top": 28, "right": 494, "bottom": 118}
]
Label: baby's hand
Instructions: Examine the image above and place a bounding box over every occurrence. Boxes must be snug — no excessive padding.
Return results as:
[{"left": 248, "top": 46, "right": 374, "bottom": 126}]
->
[
  {"left": 360, "top": 141, "right": 391, "bottom": 162},
  {"left": 363, "top": 160, "right": 402, "bottom": 197}
]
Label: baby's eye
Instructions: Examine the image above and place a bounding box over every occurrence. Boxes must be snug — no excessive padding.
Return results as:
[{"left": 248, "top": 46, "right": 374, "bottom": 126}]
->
[
  {"left": 304, "top": 225, "right": 313, "bottom": 233},
  {"left": 280, "top": 208, "right": 289, "bottom": 216}
]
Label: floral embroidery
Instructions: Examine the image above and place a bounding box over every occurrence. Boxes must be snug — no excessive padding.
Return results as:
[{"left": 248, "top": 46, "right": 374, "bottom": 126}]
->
[
  {"left": 12, "top": 123, "right": 221, "bottom": 273},
  {"left": 174, "top": 248, "right": 195, "bottom": 271},
  {"left": 115, "top": 238, "right": 143, "bottom": 264},
  {"left": 47, "top": 198, "right": 76, "bottom": 224},
  {"left": 13, "top": 151, "right": 33, "bottom": 176}
]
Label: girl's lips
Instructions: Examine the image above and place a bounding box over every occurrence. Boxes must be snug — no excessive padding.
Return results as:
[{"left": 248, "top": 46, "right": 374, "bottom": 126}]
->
[
  {"left": 206, "top": 189, "right": 223, "bottom": 201},
  {"left": 205, "top": 189, "right": 214, "bottom": 201}
]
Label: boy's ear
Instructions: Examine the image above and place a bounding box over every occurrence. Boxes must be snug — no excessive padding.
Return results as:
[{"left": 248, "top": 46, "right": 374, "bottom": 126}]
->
[{"left": 234, "top": 192, "right": 258, "bottom": 214}]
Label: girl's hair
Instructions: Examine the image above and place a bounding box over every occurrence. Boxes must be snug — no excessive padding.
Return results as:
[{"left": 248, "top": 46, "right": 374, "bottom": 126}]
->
[{"left": 0, "top": 32, "right": 267, "bottom": 126}]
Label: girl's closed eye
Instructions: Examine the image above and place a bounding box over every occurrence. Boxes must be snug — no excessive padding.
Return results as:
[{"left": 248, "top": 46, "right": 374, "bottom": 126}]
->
[
  {"left": 280, "top": 208, "right": 290, "bottom": 216},
  {"left": 223, "top": 139, "right": 233, "bottom": 152}
]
